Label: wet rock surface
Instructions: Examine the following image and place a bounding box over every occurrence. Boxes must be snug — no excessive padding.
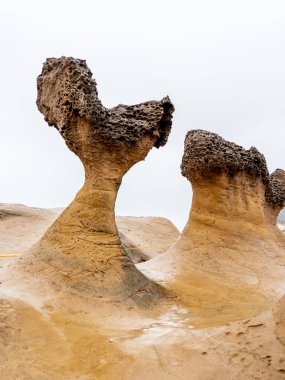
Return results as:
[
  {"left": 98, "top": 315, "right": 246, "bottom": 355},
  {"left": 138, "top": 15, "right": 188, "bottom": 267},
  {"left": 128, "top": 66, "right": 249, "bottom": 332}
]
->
[{"left": 266, "top": 169, "right": 285, "bottom": 208}]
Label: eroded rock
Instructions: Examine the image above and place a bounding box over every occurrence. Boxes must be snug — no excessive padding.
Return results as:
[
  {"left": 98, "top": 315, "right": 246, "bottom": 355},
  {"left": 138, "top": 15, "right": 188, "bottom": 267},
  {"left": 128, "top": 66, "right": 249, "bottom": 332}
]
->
[
  {"left": 266, "top": 169, "right": 285, "bottom": 209},
  {"left": 20, "top": 57, "right": 174, "bottom": 303},
  {"left": 140, "top": 130, "right": 285, "bottom": 308},
  {"left": 181, "top": 129, "right": 269, "bottom": 181},
  {"left": 37, "top": 57, "right": 173, "bottom": 148}
]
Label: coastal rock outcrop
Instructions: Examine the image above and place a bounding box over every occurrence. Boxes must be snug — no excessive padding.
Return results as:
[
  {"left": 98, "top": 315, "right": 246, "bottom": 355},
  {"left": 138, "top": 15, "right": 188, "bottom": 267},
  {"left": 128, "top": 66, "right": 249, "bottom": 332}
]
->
[
  {"left": 140, "top": 130, "right": 285, "bottom": 311},
  {"left": 20, "top": 57, "right": 174, "bottom": 303}
]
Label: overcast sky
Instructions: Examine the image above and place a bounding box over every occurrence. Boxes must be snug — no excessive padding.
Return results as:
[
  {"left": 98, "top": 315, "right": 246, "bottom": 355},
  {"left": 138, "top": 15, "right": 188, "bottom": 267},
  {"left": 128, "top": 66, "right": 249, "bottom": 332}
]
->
[{"left": 0, "top": 0, "right": 284, "bottom": 230}]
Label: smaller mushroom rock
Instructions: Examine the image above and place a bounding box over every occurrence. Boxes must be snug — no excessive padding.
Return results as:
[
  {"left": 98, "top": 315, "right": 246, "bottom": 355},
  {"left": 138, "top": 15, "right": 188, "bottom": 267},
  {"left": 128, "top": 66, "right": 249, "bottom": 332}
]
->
[{"left": 140, "top": 130, "right": 285, "bottom": 305}]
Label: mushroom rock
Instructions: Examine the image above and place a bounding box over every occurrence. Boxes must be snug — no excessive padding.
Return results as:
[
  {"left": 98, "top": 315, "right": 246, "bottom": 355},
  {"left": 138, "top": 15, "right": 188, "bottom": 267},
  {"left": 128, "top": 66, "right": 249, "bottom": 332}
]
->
[
  {"left": 19, "top": 57, "right": 174, "bottom": 303},
  {"left": 139, "top": 130, "right": 285, "bottom": 313}
]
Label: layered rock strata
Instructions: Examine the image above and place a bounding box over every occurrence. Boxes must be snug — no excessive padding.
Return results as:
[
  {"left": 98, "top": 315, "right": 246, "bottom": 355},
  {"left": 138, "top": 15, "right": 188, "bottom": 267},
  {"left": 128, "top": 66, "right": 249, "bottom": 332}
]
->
[{"left": 21, "top": 57, "right": 174, "bottom": 303}]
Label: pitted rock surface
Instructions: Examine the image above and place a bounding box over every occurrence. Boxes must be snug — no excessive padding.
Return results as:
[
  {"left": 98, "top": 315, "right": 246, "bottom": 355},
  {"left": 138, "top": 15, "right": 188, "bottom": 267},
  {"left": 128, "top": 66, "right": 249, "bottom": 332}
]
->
[
  {"left": 37, "top": 57, "right": 174, "bottom": 149},
  {"left": 181, "top": 129, "right": 285, "bottom": 208},
  {"left": 266, "top": 169, "right": 285, "bottom": 208},
  {"left": 181, "top": 129, "right": 269, "bottom": 181}
]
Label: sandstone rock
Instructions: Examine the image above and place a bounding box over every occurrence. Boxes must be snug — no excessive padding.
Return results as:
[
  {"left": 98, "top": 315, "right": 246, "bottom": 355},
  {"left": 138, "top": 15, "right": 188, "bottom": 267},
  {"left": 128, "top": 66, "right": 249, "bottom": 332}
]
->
[
  {"left": 117, "top": 216, "right": 180, "bottom": 263},
  {"left": 0, "top": 204, "right": 179, "bottom": 263},
  {"left": 18, "top": 57, "right": 174, "bottom": 304},
  {"left": 140, "top": 130, "right": 285, "bottom": 310}
]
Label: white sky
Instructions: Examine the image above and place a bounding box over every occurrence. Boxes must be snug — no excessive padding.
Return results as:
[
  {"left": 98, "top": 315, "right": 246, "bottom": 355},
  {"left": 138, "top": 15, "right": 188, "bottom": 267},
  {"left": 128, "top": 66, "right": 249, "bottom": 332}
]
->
[{"left": 0, "top": 0, "right": 284, "bottom": 230}]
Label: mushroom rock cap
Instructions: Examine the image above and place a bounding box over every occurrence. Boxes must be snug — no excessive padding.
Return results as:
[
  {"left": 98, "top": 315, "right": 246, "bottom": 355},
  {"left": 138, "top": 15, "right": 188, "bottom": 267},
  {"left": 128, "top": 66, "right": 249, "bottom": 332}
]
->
[
  {"left": 181, "top": 129, "right": 269, "bottom": 181},
  {"left": 181, "top": 129, "right": 285, "bottom": 211},
  {"left": 36, "top": 57, "right": 174, "bottom": 149},
  {"left": 266, "top": 169, "right": 285, "bottom": 208}
]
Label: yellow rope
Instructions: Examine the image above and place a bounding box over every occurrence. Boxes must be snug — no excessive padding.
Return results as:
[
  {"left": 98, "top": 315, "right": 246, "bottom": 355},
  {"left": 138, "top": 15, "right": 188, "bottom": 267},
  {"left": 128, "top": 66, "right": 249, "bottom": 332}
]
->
[{"left": 0, "top": 254, "right": 22, "bottom": 258}]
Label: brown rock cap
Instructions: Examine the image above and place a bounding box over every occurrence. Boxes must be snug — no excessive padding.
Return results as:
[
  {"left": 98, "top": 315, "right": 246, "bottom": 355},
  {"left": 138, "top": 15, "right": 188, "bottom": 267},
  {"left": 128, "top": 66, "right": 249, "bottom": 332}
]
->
[
  {"left": 37, "top": 57, "right": 174, "bottom": 150},
  {"left": 181, "top": 129, "right": 285, "bottom": 208},
  {"left": 181, "top": 129, "right": 268, "bottom": 180},
  {"left": 266, "top": 169, "right": 285, "bottom": 208}
]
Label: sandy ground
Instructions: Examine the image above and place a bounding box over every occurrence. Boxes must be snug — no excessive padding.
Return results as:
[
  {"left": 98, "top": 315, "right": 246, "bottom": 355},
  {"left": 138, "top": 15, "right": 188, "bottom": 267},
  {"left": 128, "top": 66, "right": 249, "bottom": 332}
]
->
[{"left": 1, "top": 204, "right": 285, "bottom": 379}]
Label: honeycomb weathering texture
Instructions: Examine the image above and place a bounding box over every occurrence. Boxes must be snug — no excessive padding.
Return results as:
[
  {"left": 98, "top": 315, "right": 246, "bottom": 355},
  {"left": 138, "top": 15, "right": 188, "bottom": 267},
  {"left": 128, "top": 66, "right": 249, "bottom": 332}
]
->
[
  {"left": 181, "top": 129, "right": 285, "bottom": 208},
  {"left": 181, "top": 129, "right": 269, "bottom": 180},
  {"left": 266, "top": 169, "right": 285, "bottom": 208},
  {"left": 36, "top": 57, "right": 174, "bottom": 149}
]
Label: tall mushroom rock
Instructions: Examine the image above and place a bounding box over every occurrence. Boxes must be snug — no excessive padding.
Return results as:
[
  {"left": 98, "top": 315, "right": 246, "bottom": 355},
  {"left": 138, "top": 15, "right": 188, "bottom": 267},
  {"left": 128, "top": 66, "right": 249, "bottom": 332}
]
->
[
  {"left": 34, "top": 57, "right": 174, "bottom": 302},
  {"left": 140, "top": 130, "right": 285, "bottom": 299}
]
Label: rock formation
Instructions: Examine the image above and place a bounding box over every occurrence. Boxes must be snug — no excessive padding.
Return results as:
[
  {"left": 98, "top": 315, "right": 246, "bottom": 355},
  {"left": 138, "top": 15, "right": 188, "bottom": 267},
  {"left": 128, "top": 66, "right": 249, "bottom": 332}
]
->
[
  {"left": 19, "top": 57, "right": 174, "bottom": 303},
  {"left": 0, "top": 203, "right": 179, "bottom": 265},
  {"left": 118, "top": 216, "right": 180, "bottom": 263},
  {"left": 140, "top": 130, "right": 285, "bottom": 312},
  {"left": 2, "top": 104, "right": 285, "bottom": 378}
]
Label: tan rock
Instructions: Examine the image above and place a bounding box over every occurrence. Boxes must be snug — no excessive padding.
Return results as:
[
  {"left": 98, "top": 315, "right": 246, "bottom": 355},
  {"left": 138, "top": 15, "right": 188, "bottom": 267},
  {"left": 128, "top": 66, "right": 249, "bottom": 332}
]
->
[
  {"left": 140, "top": 130, "right": 285, "bottom": 314},
  {"left": 0, "top": 203, "right": 179, "bottom": 263},
  {"left": 11, "top": 57, "right": 174, "bottom": 304},
  {"left": 117, "top": 216, "right": 180, "bottom": 263},
  {"left": 2, "top": 65, "right": 285, "bottom": 379}
]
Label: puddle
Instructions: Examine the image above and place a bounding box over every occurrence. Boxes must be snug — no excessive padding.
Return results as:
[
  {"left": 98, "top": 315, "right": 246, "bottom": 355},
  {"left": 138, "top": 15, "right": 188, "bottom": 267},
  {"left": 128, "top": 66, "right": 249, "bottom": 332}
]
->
[
  {"left": 101, "top": 304, "right": 197, "bottom": 349},
  {"left": 100, "top": 290, "right": 270, "bottom": 351},
  {"left": 137, "top": 306, "right": 194, "bottom": 341}
]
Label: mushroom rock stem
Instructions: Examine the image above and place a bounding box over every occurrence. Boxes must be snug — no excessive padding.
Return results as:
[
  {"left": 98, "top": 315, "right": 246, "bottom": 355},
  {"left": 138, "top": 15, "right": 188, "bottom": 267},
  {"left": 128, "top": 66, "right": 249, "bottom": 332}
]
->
[
  {"left": 139, "top": 130, "right": 285, "bottom": 303},
  {"left": 44, "top": 133, "right": 157, "bottom": 242},
  {"left": 26, "top": 57, "right": 174, "bottom": 303}
]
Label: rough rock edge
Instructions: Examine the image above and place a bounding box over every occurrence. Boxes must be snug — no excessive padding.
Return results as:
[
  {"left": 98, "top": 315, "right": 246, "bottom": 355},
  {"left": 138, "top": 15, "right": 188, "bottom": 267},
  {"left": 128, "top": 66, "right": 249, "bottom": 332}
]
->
[
  {"left": 36, "top": 57, "right": 174, "bottom": 148},
  {"left": 181, "top": 129, "right": 285, "bottom": 207},
  {"left": 266, "top": 169, "right": 285, "bottom": 208}
]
